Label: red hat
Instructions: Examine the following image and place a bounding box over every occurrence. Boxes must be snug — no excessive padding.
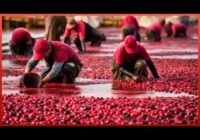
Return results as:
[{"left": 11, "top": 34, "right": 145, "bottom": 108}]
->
[
  {"left": 33, "top": 39, "right": 49, "bottom": 60},
  {"left": 124, "top": 35, "right": 138, "bottom": 54}
]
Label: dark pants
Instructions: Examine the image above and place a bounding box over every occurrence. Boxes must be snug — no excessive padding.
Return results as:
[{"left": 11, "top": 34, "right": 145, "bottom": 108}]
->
[
  {"left": 40, "top": 62, "right": 82, "bottom": 84},
  {"left": 9, "top": 38, "right": 35, "bottom": 56},
  {"left": 74, "top": 23, "right": 106, "bottom": 49},
  {"left": 146, "top": 30, "right": 161, "bottom": 42},
  {"left": 174, "top": 31, "right": 187, "bottom": 37},
  {"left": 112, "top": 59, "right": 148, "bottom": 81},
  {"left": 122, "top": 27, "right": 141, "bottom": 42}
]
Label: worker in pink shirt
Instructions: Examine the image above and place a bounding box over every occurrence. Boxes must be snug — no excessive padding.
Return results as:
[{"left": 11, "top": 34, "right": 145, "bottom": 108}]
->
[
  {"left": 24, "top": 39, "right": 83, "bottom": 87},
  {"left": 112, "top": 35, "right": 159, "bottom": 81},
  {"left": 165, "top": 22, "right": 187, "bottom": 37},
  {"left": 146, "top": 19, "right": 165, "bottom": 42},
  {"left": 63, "top": 18, "right": 106, "bottom": 52},
  {"left": 120, "top": 16, "right": 141, "bottom": 42},
  {"left": 9, "top": 27, "right": 35, "bottom": 56}
]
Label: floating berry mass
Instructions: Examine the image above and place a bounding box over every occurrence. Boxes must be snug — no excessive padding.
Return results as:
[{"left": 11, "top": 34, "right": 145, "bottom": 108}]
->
[
  {"left": 2, "top": 26, "right": 198, "bottom": 125},
  {"left": 2, "top": 94, "right": 198, "bottom": 125}
]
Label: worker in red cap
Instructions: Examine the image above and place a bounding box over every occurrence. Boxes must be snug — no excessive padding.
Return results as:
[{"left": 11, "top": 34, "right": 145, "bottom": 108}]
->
[
  {"left": 24, "top": 39, "right": 83, "bottom": 87},
  {"left": 165, "top": 22, "right": 187, "bottom": 37},
  {"left": 120, "top": 16, "right": 141, "bottom": 42},
  {"left": 146, "top": 19, "right": 165, "bottom": 42},
  {"left": 9, "top": 27, "right": 35, "bottom": 56},
  {"left": 63, "top": 18, "right": 106, "bottom": 52},
  {"left": 112, "top": 35, "right": 159, "bottom": 81}
]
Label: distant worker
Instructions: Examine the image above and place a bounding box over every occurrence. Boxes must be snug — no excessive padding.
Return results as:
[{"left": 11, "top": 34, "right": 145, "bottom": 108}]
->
[
  {"left": 25, "top": 39, "right": 83, "bottom": 87},
  {"left": 120, "top": 16, "right": 141, "bottom": 42},
  {"left": 112, "top": 35, "right": 159, "bottom": 82},
  {"left": 165, "top": 22, "right": 187, "bottom": 37},
  {"left": 9, "top": 27, "right": 35, "bottom": 56},
  {"left": 45, "top": 16, "right": 67, "bottom": 41},
  {"left": 63, "top": 18, "right": 106, "bottom": 52},
  {"left": 146, "top": 19, "right": 165, "bottom": 42}
]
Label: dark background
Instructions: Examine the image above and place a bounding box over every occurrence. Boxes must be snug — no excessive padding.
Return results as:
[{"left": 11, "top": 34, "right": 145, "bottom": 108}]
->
[{"left": 0, "top": 0, "right": 200, "bottom": 13}]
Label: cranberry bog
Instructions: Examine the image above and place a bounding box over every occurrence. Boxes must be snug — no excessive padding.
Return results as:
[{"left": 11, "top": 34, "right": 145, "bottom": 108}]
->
[{"left": 2, "top": 27, "right": 198, "bottom": 125}]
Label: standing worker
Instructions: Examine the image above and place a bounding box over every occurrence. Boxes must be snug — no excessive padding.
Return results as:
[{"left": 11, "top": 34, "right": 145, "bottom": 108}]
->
[
  {"left": 120, "top": 16, "right": 141, "bottom": 42},
  {"left": 45, "top": 16, "right": 67, "bottom": 41},
  {"left": 9, "top": 27, "right": 35, "bottom": 56},
  {"left": 112, "top": 35, "right": 160, "bottom": 82},
  {"left": 24, "top": 39, "right": 83, "bottom": 87},
  {"left": 146, "top": 19, "right": 165, "bottom": 42},
  {"left": 63, "top": 18, "right": 106, "bottom": 52}
]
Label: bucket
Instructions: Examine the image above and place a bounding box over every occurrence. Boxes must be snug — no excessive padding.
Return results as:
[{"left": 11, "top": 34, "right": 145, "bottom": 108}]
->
[{"left": 19, "top": 73, "right": 42, "bottom": 88}]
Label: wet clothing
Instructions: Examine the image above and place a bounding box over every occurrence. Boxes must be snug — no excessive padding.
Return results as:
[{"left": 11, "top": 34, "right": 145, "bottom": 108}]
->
[
  {"left": 26, "top": 41, "right": 82, "bottom": 83},
  {"left": 112, "top": 59, "right": 148, "bottom": 81},
  {"left": 112, "top": 42, "right": 159, "bottom": 81},
  {"left": 121, "top": 16, "right": 141, "bottom": 41},
  {"left": 146, "top": 20, "right": 164, "bottom": 42},
  {"left": 165, "top": 23, "right": 187, "bottom": 37},
  {"left": 64, "top": 21, "right": 106, "bottom": 51},
  {"left": 9, "top": 28, "right": 35, "bottom": 56},
  {"left": 46, "top": 16, "right": 67, "bottom": 41}
]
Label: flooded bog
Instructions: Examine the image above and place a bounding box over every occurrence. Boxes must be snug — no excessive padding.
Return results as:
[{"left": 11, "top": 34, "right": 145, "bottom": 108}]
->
[
  {"left": 2, "top": 26, "right": 198, "bottom": 125},
  {"left": 2, "top": 76, "right": 196, "bottom": 99}
]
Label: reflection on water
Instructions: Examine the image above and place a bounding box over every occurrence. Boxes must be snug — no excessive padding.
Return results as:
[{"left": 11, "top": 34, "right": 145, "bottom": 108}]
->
[{"left": 2, "top": 76, "right": 196, "bottom": 98}]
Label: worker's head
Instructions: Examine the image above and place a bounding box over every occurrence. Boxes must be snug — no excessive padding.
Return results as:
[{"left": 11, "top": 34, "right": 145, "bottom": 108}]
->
[
  {"left": 124, "top": 35, "right": 138, "bottom": 54},
  {"left": 33, "top": 39, "right": 50, "bottom": 60},
  {"left": 160, "top": 19, "right": 166, "bottom": 26},
  {"left": 166, "top": 21, "right": 172, "bottom": 26},
  {"left": 164, "top": 22, "right": 173, "bottom": 36},
  {"left": 67, "top": 18, "right": 77, "bottom": 29},
  {"left": 165, "top": 22, "right": 173, "bottom": 30}
]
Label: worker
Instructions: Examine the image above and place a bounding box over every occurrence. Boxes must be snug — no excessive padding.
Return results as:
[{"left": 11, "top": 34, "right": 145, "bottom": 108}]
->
[
  {"left": 9, "top": 27, "right": 35, "bottom": 56},
  {"left": 146, "top": 19, "right": 165, "bottom": 42},
  {"left": 63, "top": 18, "right": 106, "bottom": 52},
  {"left": 112, "top": 35, "right": 159, "bottom": 82},
  {"left": 165, "top": 22, "right": 187, "bottom": 37},
  {"left": 120, "top": 16, "right": 141, "bottom": 42},
  {"left": 25, "top": 39, "right": 83, "bottom": 87}
]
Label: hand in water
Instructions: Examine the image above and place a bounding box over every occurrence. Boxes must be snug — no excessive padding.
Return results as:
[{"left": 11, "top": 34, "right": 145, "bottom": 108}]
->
[{"left": 132, "top": 75, "right": 147, "bottom": 83}]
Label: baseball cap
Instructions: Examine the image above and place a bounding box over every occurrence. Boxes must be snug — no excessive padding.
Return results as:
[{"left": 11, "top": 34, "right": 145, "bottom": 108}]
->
[
  {"left": 124, "top": 35, "right": 138, "bottom": 54},
  {"left": 33, "top": 39, "right": 49, "bottom": 60}
]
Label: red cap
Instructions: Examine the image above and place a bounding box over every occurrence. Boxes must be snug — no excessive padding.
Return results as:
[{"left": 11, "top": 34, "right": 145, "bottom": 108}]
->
[
  {"left": 124, "top": 35, "right": 138, "bottom": 54},
  {"left": 33, "top": 39, "right": 49, "bottom": 60}
]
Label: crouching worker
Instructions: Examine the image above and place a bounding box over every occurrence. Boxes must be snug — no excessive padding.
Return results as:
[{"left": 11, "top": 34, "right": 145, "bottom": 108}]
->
[
  {"left": 165, "top": 22, "right": 187, "bottom": 37},
  {"left": 9, "top": 27, "right": 35, "bottom": 56},
  {"left": 120, "top": 16, "right": 141, "bottom": 42},
  {"left": 24, "top": 39, "right": 83, "bottom": 87},
  {"left": 63, "top": 18, "right": 106, "bottom": 52},
  {"left": 146, "top": 19, "right": 165, "bottom": 42},
  {"left": 112, "top": 35, "right": 159, "bottom": 82}
]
